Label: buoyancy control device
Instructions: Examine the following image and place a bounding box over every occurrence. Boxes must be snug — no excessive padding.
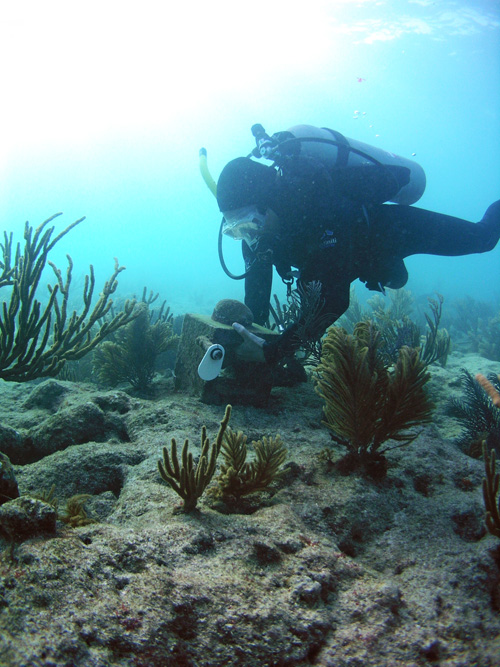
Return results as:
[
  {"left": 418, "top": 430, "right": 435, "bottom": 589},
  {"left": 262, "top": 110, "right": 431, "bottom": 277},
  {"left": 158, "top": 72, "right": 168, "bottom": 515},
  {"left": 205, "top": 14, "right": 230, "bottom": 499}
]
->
[
  {"left": 250, "top": 123, "right": 426, "bottom": 205},
  {"left": 199, "top": 123, "right": 427, "bottom": 281}
]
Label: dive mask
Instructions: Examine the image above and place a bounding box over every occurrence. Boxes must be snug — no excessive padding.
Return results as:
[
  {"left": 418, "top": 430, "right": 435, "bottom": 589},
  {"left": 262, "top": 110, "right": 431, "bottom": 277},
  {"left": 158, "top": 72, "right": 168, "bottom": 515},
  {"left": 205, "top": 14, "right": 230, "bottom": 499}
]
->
[{"left": 222, "top": 205, "right": 266, "bottom": 248}]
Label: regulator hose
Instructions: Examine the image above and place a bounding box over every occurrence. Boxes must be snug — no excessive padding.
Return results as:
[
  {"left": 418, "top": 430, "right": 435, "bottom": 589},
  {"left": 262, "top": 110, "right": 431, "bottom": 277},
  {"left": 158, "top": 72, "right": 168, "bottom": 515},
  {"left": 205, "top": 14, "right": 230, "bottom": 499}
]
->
[
  {"left": 200, "top": 147, "right": 255, "bottom": 279},
  {"left": 217, "top": 218, "right": 257, "bottom": 280}
]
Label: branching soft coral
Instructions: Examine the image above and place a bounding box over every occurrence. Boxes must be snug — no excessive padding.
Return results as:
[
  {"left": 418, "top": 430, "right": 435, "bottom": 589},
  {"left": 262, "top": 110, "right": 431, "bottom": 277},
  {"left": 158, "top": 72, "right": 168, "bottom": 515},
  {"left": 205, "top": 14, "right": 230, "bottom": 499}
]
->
[
  {"left": 212, "top": 428, "right": 287, "bottom": 501},
  {"left": 158, "top": 405, "right": 231, "bottom": 513},
  {"left": 93, "top": 302, "right": 178, "bottom": 392},
  {"left": 0, "top": 215, "right": 136, "bottom": 381},
  {"left": 477, "top": 373, "right": 500, "bottom": 539},
  {"left": 314, "top": 321, "right": 434, "bottom": 475},
  {"left": 449, "top": 370, "right": 500, "bottom": 457}
]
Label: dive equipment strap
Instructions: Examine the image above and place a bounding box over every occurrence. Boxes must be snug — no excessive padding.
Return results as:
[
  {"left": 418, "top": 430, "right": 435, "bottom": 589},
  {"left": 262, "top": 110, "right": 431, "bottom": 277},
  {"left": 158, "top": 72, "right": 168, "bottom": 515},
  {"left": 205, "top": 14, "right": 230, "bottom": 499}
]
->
[{"left": 321, "top": 128, "right": 350, "bottom": 167}]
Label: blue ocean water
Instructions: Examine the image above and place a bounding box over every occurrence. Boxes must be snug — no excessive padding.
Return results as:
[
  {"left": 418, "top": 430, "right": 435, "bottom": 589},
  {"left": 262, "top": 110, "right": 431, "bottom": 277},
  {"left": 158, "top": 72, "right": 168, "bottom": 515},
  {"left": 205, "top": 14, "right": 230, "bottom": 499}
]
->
[{"left": 0, "top": 0, "right": 499, "bottom": 318}]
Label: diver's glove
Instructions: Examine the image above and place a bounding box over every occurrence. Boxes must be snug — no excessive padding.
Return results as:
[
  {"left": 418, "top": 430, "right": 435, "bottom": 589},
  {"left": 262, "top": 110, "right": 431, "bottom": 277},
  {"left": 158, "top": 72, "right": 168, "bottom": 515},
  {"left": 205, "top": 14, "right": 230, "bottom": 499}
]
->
[
  {"left": 232, "top": 321, "right": 301, "bottom": 364},
  {"left": 232, "top": 323, "right": 266, "bottom": 363}
]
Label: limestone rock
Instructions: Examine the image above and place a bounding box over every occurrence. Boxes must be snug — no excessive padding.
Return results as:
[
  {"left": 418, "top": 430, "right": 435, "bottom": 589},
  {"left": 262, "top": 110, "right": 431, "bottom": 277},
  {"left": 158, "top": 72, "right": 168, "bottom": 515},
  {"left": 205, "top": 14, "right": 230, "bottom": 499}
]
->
[
  {"left": 0, "top": 452, "right": 19, "bottom": 505},
  {"left": 0, "top": 496, "right": 56, "bottom": 540}
]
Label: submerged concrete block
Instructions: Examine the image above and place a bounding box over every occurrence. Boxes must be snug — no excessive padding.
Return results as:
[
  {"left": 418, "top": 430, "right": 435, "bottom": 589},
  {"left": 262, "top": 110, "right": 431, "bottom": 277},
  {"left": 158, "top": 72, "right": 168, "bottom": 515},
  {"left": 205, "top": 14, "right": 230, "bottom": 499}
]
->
[{"left": 174, "top": 313, "right": 279, "bottom": 407}]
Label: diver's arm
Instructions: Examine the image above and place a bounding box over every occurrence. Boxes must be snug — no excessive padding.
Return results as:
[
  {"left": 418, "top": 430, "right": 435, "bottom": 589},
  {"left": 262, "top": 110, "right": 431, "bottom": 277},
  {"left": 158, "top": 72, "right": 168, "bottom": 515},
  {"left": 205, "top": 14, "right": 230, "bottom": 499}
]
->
[
  {"left": 242, "top": 241, "right": 273, "bottom": 325},
  {"left": 261, "top": 322, "right": 300, "bottom": 364},
  {"left": 261, "top": 271, "right": 351, "bottom": 364},
  {"left": 231, "top": 321, "right": 299, "bottom": 364}
]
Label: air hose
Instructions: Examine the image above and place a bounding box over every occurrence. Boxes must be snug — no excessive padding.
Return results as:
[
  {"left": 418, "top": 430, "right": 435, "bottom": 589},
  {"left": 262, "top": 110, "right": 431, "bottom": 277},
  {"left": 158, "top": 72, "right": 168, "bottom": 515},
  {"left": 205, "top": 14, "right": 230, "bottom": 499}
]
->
[{"left": 199, "top": 147, "right": 251, "bottom": 279}]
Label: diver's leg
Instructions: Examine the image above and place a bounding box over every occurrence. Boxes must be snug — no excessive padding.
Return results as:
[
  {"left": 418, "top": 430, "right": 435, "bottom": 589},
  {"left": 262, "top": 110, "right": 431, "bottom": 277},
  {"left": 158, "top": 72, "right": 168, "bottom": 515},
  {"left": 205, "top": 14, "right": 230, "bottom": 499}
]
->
[
  {"left": 373, "top": 200, "right": 500, "bottom": 258},
  {"left": 383, "top": 258, "right": 409, "bottom": 289},
  {"left": 480, "top": 200, "right": 500, "bottom": 250}
]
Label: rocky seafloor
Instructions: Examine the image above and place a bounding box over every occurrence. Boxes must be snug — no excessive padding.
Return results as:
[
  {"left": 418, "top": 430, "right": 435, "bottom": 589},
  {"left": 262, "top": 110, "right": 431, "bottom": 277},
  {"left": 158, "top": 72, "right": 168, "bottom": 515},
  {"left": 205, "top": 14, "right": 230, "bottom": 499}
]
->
[{"left": 0, "top": 351, "right": 499, "bottom": 667}]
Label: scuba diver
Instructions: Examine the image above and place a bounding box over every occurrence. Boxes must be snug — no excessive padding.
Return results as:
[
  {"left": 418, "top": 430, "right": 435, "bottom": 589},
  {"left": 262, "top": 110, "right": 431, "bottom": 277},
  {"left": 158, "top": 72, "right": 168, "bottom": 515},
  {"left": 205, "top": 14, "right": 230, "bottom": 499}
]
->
[{"left": 207, "top": 124, "right": 500, "bottom": 364}]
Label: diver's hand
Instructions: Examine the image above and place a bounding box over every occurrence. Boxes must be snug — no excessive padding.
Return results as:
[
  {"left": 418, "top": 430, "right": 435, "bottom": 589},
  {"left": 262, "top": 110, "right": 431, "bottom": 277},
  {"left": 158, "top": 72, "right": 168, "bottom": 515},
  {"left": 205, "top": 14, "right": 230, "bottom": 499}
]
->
[{"left": 232, "top": 322, "right": 266, "bottom": 363}]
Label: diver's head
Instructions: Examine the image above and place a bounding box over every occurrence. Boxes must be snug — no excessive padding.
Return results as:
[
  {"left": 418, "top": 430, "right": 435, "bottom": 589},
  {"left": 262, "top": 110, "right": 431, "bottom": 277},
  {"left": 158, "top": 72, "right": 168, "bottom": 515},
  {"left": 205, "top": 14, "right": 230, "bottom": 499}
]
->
[
  {"left": 217, "top": 157, "right": 276, "bottom": 249},
  {"left": 217, "top": 157, "right": 276, "bottom": 212},
  {"left": 221, "top": 205, "right": 267, "bottom": 248}
]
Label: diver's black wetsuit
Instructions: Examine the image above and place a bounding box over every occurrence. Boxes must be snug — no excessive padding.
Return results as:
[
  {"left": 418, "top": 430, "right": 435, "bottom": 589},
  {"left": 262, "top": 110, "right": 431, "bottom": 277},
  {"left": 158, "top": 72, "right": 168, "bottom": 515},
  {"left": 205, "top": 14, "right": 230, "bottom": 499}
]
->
[{"left": 241, "top": 156, "right": 500, "bottom": 363}]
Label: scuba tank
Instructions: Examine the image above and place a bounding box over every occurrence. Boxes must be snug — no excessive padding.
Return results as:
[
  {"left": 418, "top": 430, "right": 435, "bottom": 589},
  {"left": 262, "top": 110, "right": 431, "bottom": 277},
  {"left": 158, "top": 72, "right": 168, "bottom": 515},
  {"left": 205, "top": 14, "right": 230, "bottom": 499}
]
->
[{"left": 251, "top": 123, "right": 426, "bottom": 205}]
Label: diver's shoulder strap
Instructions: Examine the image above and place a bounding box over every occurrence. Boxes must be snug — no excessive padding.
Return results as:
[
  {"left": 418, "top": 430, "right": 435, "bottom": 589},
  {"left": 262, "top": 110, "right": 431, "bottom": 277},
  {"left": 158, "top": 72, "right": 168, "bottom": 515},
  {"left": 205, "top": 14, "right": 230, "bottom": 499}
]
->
[{"left": 321, "top": 127, "right": 350, "bottom": 167}]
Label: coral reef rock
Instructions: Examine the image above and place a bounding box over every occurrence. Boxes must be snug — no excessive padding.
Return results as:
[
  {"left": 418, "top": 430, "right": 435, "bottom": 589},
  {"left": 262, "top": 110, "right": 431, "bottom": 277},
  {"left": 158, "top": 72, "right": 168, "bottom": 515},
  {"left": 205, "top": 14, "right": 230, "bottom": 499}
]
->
[
  {"left": 211, "top": 299, "right": 254, "bottom": 326},
  {"left": 0, "top": 352, "right": 499, "bottom": 666},
  {"left": 0, "top": 452, "right": 19, "bottom": 505},
  {"left": 0, "top": 497, "right": 56, "bottom": 540}
]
